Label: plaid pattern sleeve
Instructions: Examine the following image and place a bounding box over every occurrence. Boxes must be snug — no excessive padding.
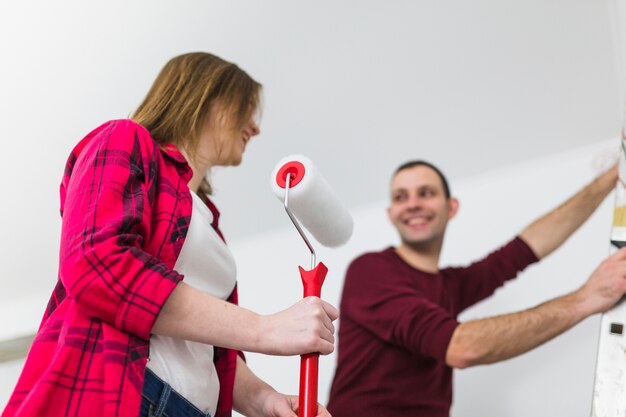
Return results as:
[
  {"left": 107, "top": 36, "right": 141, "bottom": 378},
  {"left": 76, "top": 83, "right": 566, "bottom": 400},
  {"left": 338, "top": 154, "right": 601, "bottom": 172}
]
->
[
  {"left": 58, "top": 120, "right": 184, "bottom": 339},
  {"left": 2, "top": 120, "right": 198, "bottom": 417}
]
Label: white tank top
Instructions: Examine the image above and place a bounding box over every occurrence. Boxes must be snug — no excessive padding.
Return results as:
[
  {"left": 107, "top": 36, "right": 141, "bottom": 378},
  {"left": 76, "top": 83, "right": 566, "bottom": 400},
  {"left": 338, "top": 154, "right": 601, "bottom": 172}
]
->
[{"left": 147, "top": 192, "right": 237, "bottom": 415}]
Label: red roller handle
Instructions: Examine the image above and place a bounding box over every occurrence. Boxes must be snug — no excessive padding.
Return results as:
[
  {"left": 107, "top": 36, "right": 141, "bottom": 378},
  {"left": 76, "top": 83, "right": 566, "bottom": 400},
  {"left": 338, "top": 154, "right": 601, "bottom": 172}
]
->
[{"left": 297, "top": 262, "right": 328, "bottom": 417}]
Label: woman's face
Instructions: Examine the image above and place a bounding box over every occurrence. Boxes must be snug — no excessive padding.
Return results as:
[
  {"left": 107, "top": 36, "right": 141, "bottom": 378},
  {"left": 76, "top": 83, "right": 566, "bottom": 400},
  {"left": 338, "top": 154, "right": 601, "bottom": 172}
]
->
[{"left": 197, "top": 102, "right": 261, "bottom": 167}]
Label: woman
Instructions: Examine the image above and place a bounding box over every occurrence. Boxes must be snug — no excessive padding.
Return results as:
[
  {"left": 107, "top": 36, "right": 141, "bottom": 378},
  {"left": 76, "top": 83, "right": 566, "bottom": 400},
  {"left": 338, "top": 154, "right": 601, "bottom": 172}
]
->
[{"left": 3, "top": 52, "right": 336, "bottom": 417}]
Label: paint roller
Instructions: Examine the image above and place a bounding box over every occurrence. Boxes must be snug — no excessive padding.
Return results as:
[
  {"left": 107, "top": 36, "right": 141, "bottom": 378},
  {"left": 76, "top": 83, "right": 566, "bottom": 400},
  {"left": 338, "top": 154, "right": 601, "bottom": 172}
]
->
[{"left": 271, "top": 154, "right": 353, "bottom": 417}]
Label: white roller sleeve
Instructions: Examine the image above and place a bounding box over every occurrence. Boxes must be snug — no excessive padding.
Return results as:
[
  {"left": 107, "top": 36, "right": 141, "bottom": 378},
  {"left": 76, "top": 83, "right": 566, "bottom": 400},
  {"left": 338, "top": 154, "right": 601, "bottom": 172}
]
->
[{"left": 271, "top": 154, "right": 353, "bottom": 247}]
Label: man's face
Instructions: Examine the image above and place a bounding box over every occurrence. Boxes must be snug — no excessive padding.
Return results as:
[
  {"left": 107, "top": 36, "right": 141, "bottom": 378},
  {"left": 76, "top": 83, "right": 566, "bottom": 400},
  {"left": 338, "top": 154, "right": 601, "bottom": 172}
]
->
[{"left": 387, "top": 165, "right": 458, "bottom": 249}]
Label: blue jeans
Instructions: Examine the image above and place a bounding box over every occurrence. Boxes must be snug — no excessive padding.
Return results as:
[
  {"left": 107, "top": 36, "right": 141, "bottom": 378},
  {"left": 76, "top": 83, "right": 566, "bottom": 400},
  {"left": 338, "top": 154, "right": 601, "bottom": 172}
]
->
[{"left": 140, "top": 369, "right": 212, "bottom": 417}]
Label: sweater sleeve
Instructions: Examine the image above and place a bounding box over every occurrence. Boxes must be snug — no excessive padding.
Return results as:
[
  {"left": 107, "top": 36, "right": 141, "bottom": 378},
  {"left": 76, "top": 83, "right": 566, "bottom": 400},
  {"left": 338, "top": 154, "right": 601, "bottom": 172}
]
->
[
  {"left": 341, "top": 253, "right": 459, "bottom": 361},
  {"left": 58, "top": 120, "right": 183, "bottom": 340},
  {"left": 447, "top": 236, "right": 539, "bottom": 313}
]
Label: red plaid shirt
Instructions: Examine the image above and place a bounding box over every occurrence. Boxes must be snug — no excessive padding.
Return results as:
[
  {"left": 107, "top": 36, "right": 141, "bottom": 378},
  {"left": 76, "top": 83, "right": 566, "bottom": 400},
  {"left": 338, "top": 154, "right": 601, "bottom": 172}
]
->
[{"left": 3, "top": 120, "right": 240, "bottom": 417}]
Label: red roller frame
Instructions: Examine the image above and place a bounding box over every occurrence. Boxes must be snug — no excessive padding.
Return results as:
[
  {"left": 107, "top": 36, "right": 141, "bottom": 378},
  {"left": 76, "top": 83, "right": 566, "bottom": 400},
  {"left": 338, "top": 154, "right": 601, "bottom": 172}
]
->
[
  {"left": 275, "top": 161, "right": 306, "bottom": 189},
  {"left": 275, "top": 159, "right": 329, "bottom": 417},
  {"left": 297, "top": 262, "right": 328, "bottom": 417}
]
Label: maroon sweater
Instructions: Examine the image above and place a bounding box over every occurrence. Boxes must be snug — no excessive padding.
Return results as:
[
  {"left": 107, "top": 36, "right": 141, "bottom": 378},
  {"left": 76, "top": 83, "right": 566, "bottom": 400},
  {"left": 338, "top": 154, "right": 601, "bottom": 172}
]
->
[{"left": 327, "top": 237, "right": 538, "bottom": 417}]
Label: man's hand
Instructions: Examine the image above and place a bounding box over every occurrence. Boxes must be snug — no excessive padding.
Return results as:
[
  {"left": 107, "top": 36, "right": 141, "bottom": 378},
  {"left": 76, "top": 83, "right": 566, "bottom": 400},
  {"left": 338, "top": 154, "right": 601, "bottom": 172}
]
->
[
  {"left": 446, "top": 247, "right": 626, "bottom": 369},
  {"left": 576, "top": 247, "right": 626, "bottom": 315}
]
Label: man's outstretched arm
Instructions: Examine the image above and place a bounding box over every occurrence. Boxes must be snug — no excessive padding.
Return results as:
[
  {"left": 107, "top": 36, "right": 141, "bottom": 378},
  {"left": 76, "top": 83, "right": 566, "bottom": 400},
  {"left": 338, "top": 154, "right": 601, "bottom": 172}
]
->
[
  {"left": 519, "top": 165, "right": 617, "bottom": 260},
  {"left": 446, "top": 247, "right": 626, "bottom": 369}
]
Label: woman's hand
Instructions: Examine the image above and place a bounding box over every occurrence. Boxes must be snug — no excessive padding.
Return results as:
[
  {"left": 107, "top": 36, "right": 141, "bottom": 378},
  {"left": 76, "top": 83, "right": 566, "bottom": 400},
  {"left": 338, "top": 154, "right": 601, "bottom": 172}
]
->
[
  {"left": 259, "top": 392, "right": 331, "bottom": 417},
  {"left": 234, "top": 357, "right": 331, "bottom": 417},
  {"left": 259, "top": 296, "right": 339, "bottom": 356},
  {"left": 153, "top": 284, "right": 338, "bottom": 356}
]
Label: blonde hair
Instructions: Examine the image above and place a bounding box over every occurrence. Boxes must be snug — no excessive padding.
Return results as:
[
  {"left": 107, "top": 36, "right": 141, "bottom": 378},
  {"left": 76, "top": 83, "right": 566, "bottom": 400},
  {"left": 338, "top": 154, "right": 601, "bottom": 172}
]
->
[{"left": 132, "top": 52, "right": 262, "bottom": 193}]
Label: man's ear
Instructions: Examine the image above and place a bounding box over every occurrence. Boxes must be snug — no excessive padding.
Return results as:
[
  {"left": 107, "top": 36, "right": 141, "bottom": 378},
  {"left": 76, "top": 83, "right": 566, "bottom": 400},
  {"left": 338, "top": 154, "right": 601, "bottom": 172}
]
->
[{"left": 448, "top": 197, "right": 459, "bottom": 220}]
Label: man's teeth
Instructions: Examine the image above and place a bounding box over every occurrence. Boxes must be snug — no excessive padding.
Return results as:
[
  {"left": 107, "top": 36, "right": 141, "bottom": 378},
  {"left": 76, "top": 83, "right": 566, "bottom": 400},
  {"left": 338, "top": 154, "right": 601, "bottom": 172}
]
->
[{"left": 407, "top": 218, "right": 427, "bottom": 225}]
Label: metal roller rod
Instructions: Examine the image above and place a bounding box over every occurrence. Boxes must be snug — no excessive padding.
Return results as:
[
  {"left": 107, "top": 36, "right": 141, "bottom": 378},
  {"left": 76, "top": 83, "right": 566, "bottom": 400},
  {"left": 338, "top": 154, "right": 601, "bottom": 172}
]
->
[{"left": 284, "top": 173, "right": 316, "bottom": 269}]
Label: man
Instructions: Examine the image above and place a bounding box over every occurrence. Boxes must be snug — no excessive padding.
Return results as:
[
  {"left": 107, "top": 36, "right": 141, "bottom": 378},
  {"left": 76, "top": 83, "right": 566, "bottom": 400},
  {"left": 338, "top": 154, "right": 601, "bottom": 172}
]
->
[{"left": 327, "top": 160, "right": 626, "bottom": 417}]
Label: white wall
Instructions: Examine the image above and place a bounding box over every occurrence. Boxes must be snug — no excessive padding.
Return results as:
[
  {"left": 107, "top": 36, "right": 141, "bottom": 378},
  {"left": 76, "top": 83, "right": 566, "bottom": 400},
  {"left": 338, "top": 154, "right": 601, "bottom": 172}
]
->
[{"left": 230, "top": 139, "right": 617, "bottom": 417}]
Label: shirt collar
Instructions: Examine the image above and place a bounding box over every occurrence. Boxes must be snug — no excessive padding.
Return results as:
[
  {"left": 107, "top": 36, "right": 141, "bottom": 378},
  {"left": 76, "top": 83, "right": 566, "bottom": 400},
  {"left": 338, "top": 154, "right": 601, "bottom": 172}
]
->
[
  {"left": 160, "top": 144, "right": 193, "bottom": 182},
  {"left": 161, "top": 144, "right": 189, "bottom": 164}
]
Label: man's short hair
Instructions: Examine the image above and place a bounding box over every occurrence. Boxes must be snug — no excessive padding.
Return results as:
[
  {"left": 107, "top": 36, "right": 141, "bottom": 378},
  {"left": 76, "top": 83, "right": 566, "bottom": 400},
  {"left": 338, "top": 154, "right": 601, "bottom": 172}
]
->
[{"left": 393, "top": 160, "right": 451, "bottom": 198}]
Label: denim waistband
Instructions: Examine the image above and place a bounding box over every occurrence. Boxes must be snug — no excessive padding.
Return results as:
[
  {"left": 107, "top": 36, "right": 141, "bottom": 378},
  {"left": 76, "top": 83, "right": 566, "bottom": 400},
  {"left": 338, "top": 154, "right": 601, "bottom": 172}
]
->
[{"left": 141, "top": 368, "right": 211, "bottom": 417}]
